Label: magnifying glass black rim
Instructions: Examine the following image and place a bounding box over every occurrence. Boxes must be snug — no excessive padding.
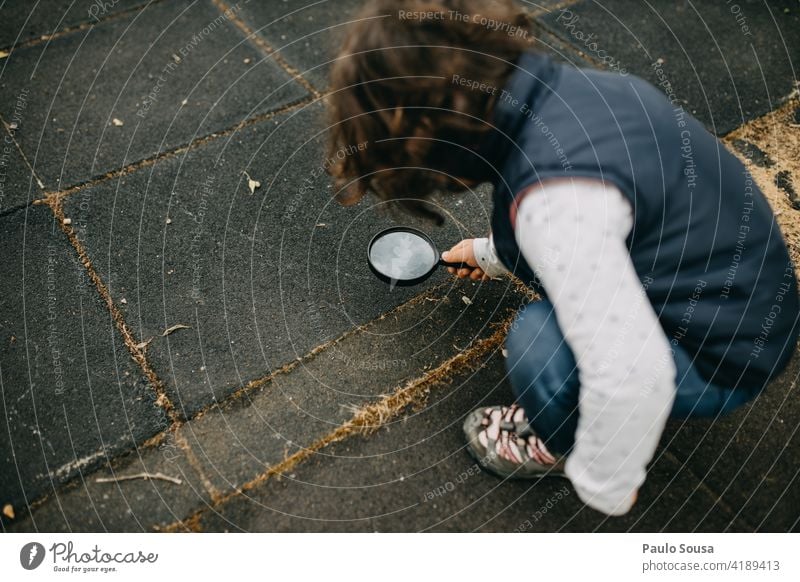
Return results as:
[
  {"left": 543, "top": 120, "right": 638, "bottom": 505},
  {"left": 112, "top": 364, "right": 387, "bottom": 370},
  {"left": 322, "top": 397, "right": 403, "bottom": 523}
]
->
[{"left": 367, "top": 226, "right": 441, "bottom": 287}]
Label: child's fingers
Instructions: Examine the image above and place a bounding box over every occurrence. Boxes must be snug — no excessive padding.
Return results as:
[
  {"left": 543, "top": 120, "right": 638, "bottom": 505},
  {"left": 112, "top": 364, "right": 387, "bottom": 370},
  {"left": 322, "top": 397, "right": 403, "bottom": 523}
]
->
[
  {"left": 451, "top": 239, "right": 470, "bottom": 252},
  {"left": 469, "top": 268, "right": 484, "bottom": 281},
  {"left": 442, "top": 239, "right": 471, "bottom": 262},
  {"left": 457, "top": 268, "right": 472, "bottom": 278},
  {"left": 447, "top": 267, "right": 455, "bottom": 274}
]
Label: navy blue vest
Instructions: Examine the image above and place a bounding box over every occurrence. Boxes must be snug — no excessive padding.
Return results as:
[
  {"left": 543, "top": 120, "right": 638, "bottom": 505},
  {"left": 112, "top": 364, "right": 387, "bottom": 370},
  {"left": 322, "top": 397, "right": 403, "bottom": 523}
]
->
[{"left": 483, "top": 52, "right": 799, "bottom": 389}]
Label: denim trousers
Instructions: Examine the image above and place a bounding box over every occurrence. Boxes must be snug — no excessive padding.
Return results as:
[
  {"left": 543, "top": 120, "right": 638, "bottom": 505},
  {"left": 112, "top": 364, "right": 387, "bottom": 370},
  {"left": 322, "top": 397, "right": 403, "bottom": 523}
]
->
[{"left": 505, "top": 300, "right": 759, "bottom": 455}]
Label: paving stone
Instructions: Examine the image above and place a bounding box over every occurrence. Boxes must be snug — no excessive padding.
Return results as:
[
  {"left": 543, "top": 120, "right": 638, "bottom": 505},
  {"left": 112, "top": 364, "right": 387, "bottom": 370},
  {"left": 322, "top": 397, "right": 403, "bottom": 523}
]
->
[
  {"left": 5, "top": 0, "right": 797, "bottom": 534},
  {"left": 236, "top": 0, "right": 592, "bottom": 91},
  {"left": 661, "top": 349, "right": 800, "bottom": 532},
  {"left": 194, "top": 351, "right": 745, "bottom": 532},
  {"left": 0, "top": 129, "right": 41, "bottom": 213},
  {"left": 539, "top": 0, "right": 800, "bottom": 134},
  {"left": 61, "top": 102, "right": 496, "bottom": 416},
  {"left": 0, "top": 205, "right": 166, "bottom": 525},
  {"left": 0, "top": 0, "right": 307, "bottom": 190},
  {"left": 181, "top": 277, "right": 528, "bottom": 493},
  {"left": 4, "top": 437, "right": 212, "bottom": 532},
  {"left": 0, "top": 0, "right": 151, "bottom": 49},
  {"left": 236, "top": 0, "right": 365, "bottom": 90}
]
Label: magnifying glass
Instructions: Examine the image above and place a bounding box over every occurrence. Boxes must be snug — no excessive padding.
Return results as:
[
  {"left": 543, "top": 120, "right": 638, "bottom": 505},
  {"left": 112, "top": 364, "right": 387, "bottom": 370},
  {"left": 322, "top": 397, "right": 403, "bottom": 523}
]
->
[{"left": 367, "top": 226, "right": 473, "bottom": 287}]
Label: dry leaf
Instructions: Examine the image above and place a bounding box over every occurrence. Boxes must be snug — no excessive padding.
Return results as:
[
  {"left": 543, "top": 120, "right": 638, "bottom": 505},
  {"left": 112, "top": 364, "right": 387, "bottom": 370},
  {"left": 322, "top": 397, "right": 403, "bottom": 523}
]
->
[
  {"left": 112, "top": 118, "right": 124, "bottom": 127},
  {"left": 461, "top": 295, "right": 472, "bottom": 305},
  {"left": 2, "top": 503, "right": 14, "bottom": 519},
  {"left": 62, "top": 218, "right": 72, "bottom": 225},
  {"left": 162, "top": 324, "right": 190, "bottom": 336},
  {"left": 243, "top": 171, "right": 261, "bottom": 194},
  {"left": 0, "top": 50, "right": 9, "bottom": 59}
]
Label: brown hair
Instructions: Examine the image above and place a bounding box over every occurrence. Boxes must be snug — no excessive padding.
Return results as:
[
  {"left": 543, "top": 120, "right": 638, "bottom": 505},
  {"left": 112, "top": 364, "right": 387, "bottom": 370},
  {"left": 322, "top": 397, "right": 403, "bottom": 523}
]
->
[{"left": 326, "top": 0, "right": 532, "bottom": 220}]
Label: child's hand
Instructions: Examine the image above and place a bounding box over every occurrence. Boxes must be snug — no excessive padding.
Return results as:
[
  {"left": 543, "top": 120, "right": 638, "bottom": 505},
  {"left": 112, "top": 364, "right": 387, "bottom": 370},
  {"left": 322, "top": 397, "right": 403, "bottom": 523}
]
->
[{"left": 442, "top": 239, "right": 489, "bottom": 281}]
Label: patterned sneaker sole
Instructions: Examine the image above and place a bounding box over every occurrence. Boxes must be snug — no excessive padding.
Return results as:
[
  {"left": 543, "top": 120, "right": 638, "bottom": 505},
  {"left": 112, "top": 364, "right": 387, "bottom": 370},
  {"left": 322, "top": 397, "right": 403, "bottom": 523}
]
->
[{"left": 463, "top": 411, "right": 566, "bottom": 480}]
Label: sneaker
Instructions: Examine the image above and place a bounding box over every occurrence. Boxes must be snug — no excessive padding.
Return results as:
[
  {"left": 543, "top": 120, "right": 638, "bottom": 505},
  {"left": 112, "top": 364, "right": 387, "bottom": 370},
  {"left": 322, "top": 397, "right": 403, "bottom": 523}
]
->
[{"left": 463, "top": 403, "right": 565, "bottom": 479}]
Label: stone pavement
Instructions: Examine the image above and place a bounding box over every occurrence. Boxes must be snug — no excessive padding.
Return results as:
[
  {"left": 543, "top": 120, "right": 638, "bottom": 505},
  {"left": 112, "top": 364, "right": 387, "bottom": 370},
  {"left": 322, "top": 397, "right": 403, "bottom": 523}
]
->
[{"left": 1, "top": 0, "right": 798, "bottom": 532}]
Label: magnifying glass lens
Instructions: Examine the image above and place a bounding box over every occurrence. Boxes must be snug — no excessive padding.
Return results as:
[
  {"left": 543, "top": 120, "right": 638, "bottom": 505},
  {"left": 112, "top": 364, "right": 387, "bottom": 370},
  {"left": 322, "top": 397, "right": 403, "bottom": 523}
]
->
[{"left": 369, "top": 230, "right": 437, "bottom": 281}]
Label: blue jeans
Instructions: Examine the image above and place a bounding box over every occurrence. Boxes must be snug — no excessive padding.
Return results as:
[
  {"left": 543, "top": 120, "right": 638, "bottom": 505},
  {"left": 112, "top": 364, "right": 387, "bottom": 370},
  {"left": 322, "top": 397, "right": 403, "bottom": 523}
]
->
[{"left": 506, "top": 301, "right": 759, "bottom": 455}]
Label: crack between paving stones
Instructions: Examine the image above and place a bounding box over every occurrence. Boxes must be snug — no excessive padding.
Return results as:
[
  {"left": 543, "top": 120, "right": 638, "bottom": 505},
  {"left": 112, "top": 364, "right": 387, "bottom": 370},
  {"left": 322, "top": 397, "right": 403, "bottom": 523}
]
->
[
  {"left": 47, "top": 196, "right": 178, "bottom": 419},
  {"left": 0, "top": 0, "right": 173, "bottom": 53},
  {"left": 13, "top": 279, "right": 484, "bottom": 520},
  {"left": 29, "top": 94, "right": 316, "bottom": 206},
  {"left": 41, "top": 195, "right": 220, "bottom": 502},
  {"left": 173, "top": 431, "right": 220, "bottom": 499},
  {"left": 189, "top": 280, "right": 455, "bottom": 422},
  {"left": 210, "top": 0, "right": 323, "bottom": 100},
  {"left": 159, "top": 316, "right": 512, "bottom": 532}
]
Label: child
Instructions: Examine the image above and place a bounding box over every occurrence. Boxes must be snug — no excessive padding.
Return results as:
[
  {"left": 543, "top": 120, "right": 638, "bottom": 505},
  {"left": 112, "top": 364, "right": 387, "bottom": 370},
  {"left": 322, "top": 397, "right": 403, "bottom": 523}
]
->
[{"left": 326, "top": 0, "right": 800, "bottom": 515}]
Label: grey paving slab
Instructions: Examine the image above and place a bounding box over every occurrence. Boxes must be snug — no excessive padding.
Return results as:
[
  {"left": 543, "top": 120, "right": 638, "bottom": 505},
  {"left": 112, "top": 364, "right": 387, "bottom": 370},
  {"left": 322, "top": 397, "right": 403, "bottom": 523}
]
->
[
  {"left": 0, "top": 205, "right": 166, "bottom": 527},
  {"left": 0, "top": 129, "right": 41, "bottom": 213},
  {"left": 661, "top": 349, "right": 800, "bottom": 532},
  {"left": 0, "top": 0, "right": 152, "bottom": 49},
  {"left": 61, "top": 102, "right": 496, "bottom": 417},
  {"left": 236, "top": 0, "right": 593, "bottom": 91},
  {"left": 538, "top": 0, "right": 800, "bottom": 134},
  {"left": 181, "top": 278, "right": 528, "bottom": 493},
  {"left": 0, "top": 0, "right": 307, "bottom": 190},
  {"left": 194, "top": 352, "right": 745, "bottom": 532},
  {"left": 5, "top": 437, "right": 212, "bottom": 532},
  {"left": 235, "top": 0, "right": 365, "bottom": 90}
]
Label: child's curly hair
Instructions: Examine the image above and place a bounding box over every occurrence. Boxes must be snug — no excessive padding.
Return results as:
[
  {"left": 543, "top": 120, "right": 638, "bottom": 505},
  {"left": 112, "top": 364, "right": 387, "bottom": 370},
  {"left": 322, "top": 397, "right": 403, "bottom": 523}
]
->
[{"left": 326, "top": 0, "right": 532, "bottom": 221}]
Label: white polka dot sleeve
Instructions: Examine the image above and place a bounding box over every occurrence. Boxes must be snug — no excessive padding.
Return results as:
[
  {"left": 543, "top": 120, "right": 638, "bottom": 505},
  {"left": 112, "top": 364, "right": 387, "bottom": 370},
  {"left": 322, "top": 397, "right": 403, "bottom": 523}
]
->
[
  {"left": 514, "top": 179, "right": 677, "bottom": 516},
  {"left": 472, "top": 235, "right": 509, "bottom": 278}
]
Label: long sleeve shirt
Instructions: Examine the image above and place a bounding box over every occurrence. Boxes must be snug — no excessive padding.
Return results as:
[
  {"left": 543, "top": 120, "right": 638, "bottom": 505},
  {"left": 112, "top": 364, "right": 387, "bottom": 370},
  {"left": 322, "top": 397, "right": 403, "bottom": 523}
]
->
[{"left": 473, "top": 179, "right": 677, "bottom": 515}]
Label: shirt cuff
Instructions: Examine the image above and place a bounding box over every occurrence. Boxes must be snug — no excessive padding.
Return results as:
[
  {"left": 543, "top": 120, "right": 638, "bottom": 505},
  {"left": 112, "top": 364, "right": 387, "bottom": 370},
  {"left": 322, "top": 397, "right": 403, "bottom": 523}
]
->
[
  {"left": 472, "top": 236, "right": 509, "bottom": 278},
  {"left": 566, "top": 458, "right": 640, "bottom": 516}
]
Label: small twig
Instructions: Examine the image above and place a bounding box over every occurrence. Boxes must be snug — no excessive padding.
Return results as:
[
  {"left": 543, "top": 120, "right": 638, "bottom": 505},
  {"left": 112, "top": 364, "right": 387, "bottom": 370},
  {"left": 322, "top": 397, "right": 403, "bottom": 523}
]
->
[{"left": 95, "top": 472, "right": 183, "bottom": 485}]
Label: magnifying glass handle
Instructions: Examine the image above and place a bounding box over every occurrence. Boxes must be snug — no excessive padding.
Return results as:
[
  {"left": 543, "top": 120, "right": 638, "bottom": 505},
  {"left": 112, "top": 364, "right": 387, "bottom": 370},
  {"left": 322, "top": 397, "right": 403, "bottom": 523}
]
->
[{"left": 439, "top": 259, "right": 475, "bottom": 270}]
